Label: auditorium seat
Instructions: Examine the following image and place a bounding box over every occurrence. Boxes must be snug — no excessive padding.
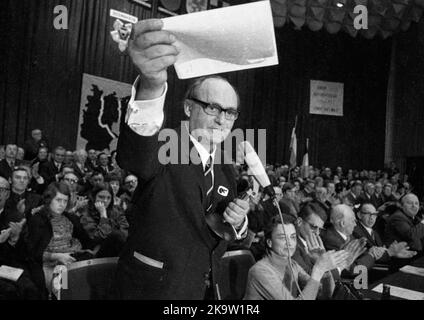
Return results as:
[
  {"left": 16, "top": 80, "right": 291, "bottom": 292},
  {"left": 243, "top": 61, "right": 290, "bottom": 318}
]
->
[
  {"left": 218, "top": 250, "right": 256, "bottom": 300},
  {"left": 52, "top": 257, "right": 118, "bottom": 300}
]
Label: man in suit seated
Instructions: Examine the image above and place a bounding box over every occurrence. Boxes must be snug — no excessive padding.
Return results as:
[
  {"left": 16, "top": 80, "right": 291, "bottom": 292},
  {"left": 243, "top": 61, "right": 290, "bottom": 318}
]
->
[
  {"left": 279, "top": 183, "right": 300, "bottom": 218},
  {"left": 359, "top": 182, "right": 379, "bottom": 208},
  {"left": 353, "top": 203, "right": 416, "bottom": 278},
  {"left": 384, "top": 193, "right": 424, "bottom": 254},
  {"left": 321, "top": 204, "right": 386, "bottom": 277},
  {"left": 0, "top": 144, "right": 21, "bottom": 181},
  {"left": 96, "top": 152, "right": 114, "bottom": 176},
  {"left": 4, "top": 167, "right": 42, "bottom": 223},
  {"left": 343, "top": 181, "right": 362, "bottom": 207},
  {"left": 39, "top": 146, "right": 66, "bottom": 186}
]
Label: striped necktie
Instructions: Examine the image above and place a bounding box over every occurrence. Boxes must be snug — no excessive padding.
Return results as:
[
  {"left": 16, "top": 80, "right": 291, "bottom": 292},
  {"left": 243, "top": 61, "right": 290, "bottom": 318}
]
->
[{"left": 204, "top": 155, "right": 214, "bottom": 213}]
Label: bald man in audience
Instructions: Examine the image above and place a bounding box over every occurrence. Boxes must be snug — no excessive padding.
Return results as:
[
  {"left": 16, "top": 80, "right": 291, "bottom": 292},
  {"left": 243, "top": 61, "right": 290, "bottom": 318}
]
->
[
  {"left": 321, "top": 204, "right": 382, "bottom": 274},
  {"left": 353, "top": 203, "right": 416, "bottom": 264},
  {"left": 385, "top": 193, "right": 424, "bottom": 253}
]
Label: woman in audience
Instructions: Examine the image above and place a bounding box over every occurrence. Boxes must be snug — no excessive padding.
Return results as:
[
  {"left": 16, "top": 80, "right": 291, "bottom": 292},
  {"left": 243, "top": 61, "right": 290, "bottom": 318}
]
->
[
  {"left": 78, "top": 183, "right": 129, "bottom": 258},
  {"left": 107, "top": 173, "right": 123, "bottom": 207},
  {"left": 244, "top": 215, "right": 349, "bottom": 300},
  {"left": 26, "top": 182, "right": 93, "bottom": 295}
]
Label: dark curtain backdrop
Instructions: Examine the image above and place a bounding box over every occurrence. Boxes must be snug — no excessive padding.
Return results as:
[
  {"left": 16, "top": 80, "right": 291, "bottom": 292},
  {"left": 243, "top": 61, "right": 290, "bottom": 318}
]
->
[
  {"left": 1, "top": 0, "right": 393, "bottom": 170},
  {"left": 392, "top": 18, "right": 424, "bottom": 162}
]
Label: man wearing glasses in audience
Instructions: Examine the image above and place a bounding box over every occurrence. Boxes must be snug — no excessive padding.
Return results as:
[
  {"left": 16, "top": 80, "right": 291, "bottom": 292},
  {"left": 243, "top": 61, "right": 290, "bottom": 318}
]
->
[{"left": 353, "top": 202, "right": 416, "bottom": 266}]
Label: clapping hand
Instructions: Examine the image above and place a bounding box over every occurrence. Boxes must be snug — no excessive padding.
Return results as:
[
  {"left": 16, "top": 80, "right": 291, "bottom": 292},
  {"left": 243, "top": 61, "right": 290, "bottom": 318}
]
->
[
  {"left": 305, "top": 231, "right": 326, "bottom": 263},
  {"left": 16, "top": 199, "right": 26, "bottom": 216},
  {"left": 340, "top": 238, "right": 367, "bottom": 269},
  {"left": 368, "top": 246, "right": 387, "bottom": 260},
  {"left": 387, "top": 241, "right": 417, "bottom": 259},
  {"left": 0, "top": 228, "right": 11, "bottom": 244},
  {"left": 8, "top": 218, "right": 26, "bottom": 244},
  {"left": 314, "top": 250, "right": 351, "bottom": 275}
]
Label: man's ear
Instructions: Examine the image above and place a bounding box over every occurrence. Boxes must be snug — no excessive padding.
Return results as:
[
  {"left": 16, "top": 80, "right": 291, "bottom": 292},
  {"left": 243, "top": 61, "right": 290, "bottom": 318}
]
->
[
  {"left": 184, "top": 102, "right": 191, "bottom": 118},
  {"left": 266, "top": 238, "right": 272, "bottom": 249}
]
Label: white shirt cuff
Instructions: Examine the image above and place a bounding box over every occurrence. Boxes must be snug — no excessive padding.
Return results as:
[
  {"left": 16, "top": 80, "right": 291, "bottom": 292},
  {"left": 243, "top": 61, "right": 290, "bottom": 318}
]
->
[
  {"left": 126, "top": 76, "right": 167, "bottom": 136},
  {"left": 232, "top": 216, "right": 249, "bottom": 240}
]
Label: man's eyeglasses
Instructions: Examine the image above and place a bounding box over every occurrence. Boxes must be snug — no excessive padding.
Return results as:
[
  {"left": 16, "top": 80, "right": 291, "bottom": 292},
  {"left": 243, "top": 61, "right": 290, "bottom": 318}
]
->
[
  {"left": 125, "top": 180, "right": 137, "bottom": 185},
  {"left": 188, "top": 97, "right": 239, "bottom": 121},
  {"left": 305, "top": 220, "right": 325, "bottom": 232},
  {"left": 361, "top": 211, "right": 378, "bottom": 217},
  {"left": 0, "top": 187, "right": 10, "bottom": 193}
]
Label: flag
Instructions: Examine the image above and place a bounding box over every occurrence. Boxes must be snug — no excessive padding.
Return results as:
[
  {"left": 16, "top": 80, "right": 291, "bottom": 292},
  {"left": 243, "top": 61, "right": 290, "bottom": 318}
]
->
[
  {"left": 289, "top": 121, "right": 297, "bottom": 169},
  {"left": 301, "top": 138, "right": 309, "bottom": 179}
]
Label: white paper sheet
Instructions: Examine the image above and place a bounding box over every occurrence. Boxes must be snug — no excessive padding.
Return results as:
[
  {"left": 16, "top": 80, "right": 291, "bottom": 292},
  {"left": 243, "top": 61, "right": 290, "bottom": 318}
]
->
[
  {"left": 0, "top": 265, "right": 24, "bottom": 282},
  {"left": 162, "top": 0, "right": 278, "bottom": 79},
  {"left": 372, "top": 284, "right": 424, "bottom": 300},
  {"left": 399, "top": 265, "right": 424, "bottom": 277}
]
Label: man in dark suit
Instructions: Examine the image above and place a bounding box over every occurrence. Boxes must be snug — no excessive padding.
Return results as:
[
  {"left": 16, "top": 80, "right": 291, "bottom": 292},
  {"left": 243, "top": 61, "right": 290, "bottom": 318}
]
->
[
  {"left": 114, "top": 19, "right": 249, "bottom": 300},
  {"left": 353, "top": 203, "right": 416, "bottom": 264},
  {"left": 4, "top": 167, "right": 42, "bottom": 223},
  {"left": 96, "top": 152, "right": 114, "bottom": 176},
  {"left": 385, "top": 193, "right": 424, "bottom": 253},
  {"left": 321, "top": 204, "right": 382, "bottom": 275},
  {"left": 343, "top": 181, "right": 362, "bottom": 206},
  {"left": 359, "top": 182, "right": 379, "bottom": 208},
  {"left": 38, "top": 146, "right": 65, "bottom": 186},
  {"left": 0, "top": 144, "right": 21, "bottom": 180}
]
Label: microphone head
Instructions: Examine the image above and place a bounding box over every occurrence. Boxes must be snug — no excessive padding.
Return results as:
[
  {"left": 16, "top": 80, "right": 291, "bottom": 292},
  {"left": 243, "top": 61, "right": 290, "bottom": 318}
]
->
[{"left": 238, "top": 141, "right": 271, "bottom": 190}]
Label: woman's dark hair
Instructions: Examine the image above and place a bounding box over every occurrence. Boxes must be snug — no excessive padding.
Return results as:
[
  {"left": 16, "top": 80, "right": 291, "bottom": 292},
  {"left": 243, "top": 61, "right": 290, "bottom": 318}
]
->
[
  {"left": 88, "top": 182, "right": 114, "bottom": 211},
  {"left": 43, "top": 182, "right": 71, "bottom": 210}
]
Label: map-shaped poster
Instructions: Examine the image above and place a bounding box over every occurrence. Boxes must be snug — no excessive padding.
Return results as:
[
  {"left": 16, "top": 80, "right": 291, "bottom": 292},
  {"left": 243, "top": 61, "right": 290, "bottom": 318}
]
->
[{"left": 76, "top": 74, "right": 131, "bottom": 151}]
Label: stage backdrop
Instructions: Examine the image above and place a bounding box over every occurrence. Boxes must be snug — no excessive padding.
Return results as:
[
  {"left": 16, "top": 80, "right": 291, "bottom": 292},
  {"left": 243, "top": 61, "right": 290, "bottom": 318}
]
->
[
  {"left": 1, "top": 0, "right": 402, "bottom": 170},
  {"left": 76, "top": 73, "right": 131, "bottom": 152}
]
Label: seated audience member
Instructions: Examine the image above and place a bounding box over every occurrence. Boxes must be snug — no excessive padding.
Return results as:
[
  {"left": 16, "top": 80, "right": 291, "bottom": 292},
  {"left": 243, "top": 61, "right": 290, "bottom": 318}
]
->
[
  {"left": 64, "top": 150, "right": 74, "bottom": 166},
  {"left": 325, "top": 182, "right": 340, "bottom": 206},
  {"left": 107, "top": 173, "right": 123, "bottom": 207},
  {"left": 299, "top": 180, "right": 315, "bottom": 204},
  {"left": 31, "top": 147, "right": 49, "bottom": 169},
  {"left": 381, "top": 183, "right": 397, "bottom": 204},
  {"left": 4, "top": 167, "right": 42, "bottom": 222},
  {"left": 38, "top": 146, "right": 66, "bottom": 186},
  {"left": 321, "top": 204, "right": 384, "bottom": 275},
  {"left": 384, "top": 193, "right": 424, "bottom": 253},
  {"left": 244, "top": 214, "right": 349, "bottom": 300},
  {"left": 344, "top": 181, "right": 362, "bottom": 206},
  {"left": 279, "top": 183, "right": 300, "bottom": 218},
  {"left": 86, "top": 149, "right": 98, "bottom": 172},
  {"left": 0, "top": 177, "right": 41, "bottom": 300},
  {"left": 72, "top": 149, "right": 90, "bottom": 181},
  {"left": 62, "top": 172, "right": 88, "bottom": 215},
  {"left": 314, "top": 187, "right": 331, "bottom": 218},
  {"left": 0, "top": 144, "right": 21, "bottom": 180},
  {"left": 78, "top": 183, "right": 129, "bottom": 258},
  {"left": 96, "top": 152, "right": 113, "bottom": 176},
  {"left": 353, "top": 203, "right": 416, "bottom": 265},
  {"left": 374, "top": 182, "right": 384, "bottom": 208},
  {"left": 23, "top": 129, "right": 48, "bottom": 161},
  {"left": 17, "top": 148, "right": 25, "bottom": 162},
  {"left": 26, "top": 182, "right": 94, "bottom": 295},
  {"left": 359, "top": 182, "right": 378, "bottom": 208},
  {"left": 120, "top": 174, "right": 138, "bottom": 211}
]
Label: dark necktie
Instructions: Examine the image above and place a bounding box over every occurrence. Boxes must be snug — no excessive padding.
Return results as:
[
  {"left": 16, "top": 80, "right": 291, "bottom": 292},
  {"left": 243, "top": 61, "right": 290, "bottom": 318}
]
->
[{"left": 204, "top": 155, "right": 214, "bottom": 213}]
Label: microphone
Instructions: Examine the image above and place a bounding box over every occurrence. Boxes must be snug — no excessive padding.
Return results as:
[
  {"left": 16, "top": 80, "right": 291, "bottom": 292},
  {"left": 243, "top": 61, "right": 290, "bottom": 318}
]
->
[{"left": 238, "top": 141, "right": 275, "bottom": 198}]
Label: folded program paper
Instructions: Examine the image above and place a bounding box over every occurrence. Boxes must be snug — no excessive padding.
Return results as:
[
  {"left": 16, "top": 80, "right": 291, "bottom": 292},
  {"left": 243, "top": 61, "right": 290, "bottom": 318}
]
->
[
  {"left": 400, "top": 265, "right": 424, "bottom": 277},
  {"left": 162, "top": 0, "right": 278, "bottom": 79},
  {"left": 372, "top": 284, "right": 424, "bottom": 300}
]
